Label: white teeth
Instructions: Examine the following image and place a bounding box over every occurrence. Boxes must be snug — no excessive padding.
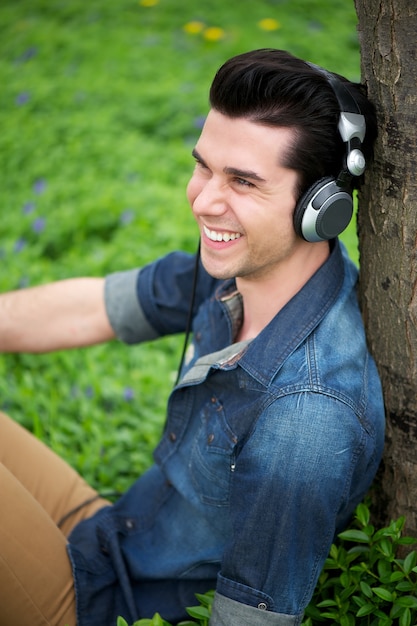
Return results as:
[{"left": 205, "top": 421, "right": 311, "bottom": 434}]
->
[{"left": 204, "top": 225, "right": 241, "bottom": 242}]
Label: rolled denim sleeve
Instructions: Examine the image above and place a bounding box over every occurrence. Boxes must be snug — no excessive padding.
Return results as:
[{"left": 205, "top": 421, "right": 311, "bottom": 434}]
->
[
  {"left": 105, "top": 268, "right": 159, "bottom": 344},
  {"left": 105, "top": 251, "right": 220, "bottom": 343},
  {"left": 210, "top": 593, "right": 301, "bottom": 626}
]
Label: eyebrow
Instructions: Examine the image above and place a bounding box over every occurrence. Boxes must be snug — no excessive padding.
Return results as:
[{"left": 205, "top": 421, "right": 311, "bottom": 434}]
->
[{"left": 192, "top": 148, "right": 267, "bottom": 183}]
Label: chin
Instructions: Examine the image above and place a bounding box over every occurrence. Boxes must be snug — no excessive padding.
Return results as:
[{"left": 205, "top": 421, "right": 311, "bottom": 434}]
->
[{"left": 200, "top": 258, "right": 231, "bottom": 281}]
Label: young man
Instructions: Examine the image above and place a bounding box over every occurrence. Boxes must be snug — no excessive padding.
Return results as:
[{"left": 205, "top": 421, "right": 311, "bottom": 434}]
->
[{"left": 0, "top": 49, "right": 384, "bottom": 626}]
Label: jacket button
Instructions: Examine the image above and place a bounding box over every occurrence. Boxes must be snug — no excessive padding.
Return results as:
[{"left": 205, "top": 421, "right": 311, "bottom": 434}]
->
[
  {"left": 169, "top": 432, "right": 177, "bottom": 442},
  {"left": 125, "top": 519, "right": 135, "bottom": 530},
  {"left": 207, "top": 433, "right": 214, "bottom": 444},
  {"left": 257, "top": 602, "right": 267, "bottom": 610}
]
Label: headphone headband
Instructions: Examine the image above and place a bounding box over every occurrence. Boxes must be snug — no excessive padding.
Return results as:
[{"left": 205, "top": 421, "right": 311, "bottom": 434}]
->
[
  {"left": 293, "top": 63, "right": 367, "bottom": 242},
  {"left": 307, "top": 63, "right": 360, "bottom": 113},
  {"left": 306, "top": 62, "right": 366, "bottom": 178}
]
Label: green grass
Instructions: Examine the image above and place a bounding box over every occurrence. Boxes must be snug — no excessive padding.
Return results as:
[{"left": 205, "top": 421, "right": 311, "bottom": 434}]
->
[{"left": 0, "top": 0, "right": 360, "bottom": 491}]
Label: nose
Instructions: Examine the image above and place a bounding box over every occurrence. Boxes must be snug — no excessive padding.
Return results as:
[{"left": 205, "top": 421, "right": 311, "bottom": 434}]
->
[{"left": 188, "top": 175, "right": 228, "bottom": 217}]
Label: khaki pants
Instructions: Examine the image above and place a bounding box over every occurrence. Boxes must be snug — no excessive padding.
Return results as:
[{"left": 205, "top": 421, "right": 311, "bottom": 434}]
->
[{"left": 0, "top": 412, "right": 110, "bottom": 626}]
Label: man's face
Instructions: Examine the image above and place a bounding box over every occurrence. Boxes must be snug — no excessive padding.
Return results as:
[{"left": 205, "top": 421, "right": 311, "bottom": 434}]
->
[{"left": 187, "top": 109, "right": 304, "bottom": 284}]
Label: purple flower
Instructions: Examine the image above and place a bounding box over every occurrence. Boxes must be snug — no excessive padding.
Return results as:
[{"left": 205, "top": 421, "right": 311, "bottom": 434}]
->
[
  {"left": 123, "top": 387, "right": 135, "bottom": 401},
  {"left": 14, "top": 238, "right": 27, "bottom": 253},
  {"left": 120, "top": 209, "right": 134, "bottom": 225},
  {"left": 22, "top": 201, "right": 35, "bottom": 215},
  {"left": 16, "top": 92, "right": 30, "bottom": 106},
  {"left": 85, "top": 386, "right": 94, "bottom": 398},
  {"left": 193, "top": 115, "right": 206, "bottom": 129},
  {"left": 17, "top": 47, "right": 38, "bottom": 63},
  {"left": 33, "top": 179, "right": 47, "bottom": 194},
  {"left": 18, "top": 276, "right": 30, "bottom": 288},
  {"left": 32, "top": 217, "right": 46, "bottom": 234}
]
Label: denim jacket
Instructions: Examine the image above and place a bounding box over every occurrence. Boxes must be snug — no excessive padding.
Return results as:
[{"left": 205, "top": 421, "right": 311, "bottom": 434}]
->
[{"left": 68, "top": 240, "right": 385, "bottom": 626}]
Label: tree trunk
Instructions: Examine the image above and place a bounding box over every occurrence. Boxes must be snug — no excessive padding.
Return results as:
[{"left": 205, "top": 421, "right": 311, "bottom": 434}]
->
[{"left": 354, "top": 0, "right": 417, "bottom": 534}]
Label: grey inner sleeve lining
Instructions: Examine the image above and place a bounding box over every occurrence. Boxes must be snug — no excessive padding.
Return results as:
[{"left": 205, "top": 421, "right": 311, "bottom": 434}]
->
[
  {"left": 104, "top": 268, "right": 159, "bottom": 344},
  {"left": 210, "top": 593, "right": 302, "bottom": 626}
]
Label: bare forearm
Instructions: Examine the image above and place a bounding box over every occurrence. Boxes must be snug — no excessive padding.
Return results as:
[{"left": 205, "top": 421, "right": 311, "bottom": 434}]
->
[{"left": 0, "top": 278, "right": 115, "bottom": 353}]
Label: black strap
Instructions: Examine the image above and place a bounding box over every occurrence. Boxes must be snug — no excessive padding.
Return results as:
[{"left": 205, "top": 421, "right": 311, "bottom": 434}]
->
[{"left": 174, "top": 240, "right": 201, "bottom": 386}]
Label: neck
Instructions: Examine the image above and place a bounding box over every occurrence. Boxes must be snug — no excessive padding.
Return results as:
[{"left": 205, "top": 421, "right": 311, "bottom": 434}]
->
[{"left": 235, "top": 241, "right": 330, "bottom": 342}]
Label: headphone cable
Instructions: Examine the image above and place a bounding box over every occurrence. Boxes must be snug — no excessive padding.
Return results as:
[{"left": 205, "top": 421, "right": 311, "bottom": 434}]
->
[{"left": 174, "top": 240, "right": 201, "bottom": 386}]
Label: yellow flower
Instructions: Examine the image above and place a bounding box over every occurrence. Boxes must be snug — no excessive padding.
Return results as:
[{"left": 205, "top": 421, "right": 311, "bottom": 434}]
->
[
  {"left": 139, "top": 0, "right": 159, "bottom": 6},
  {"left": 203, "top": 26, "right": 225, "bottom": 42},
  {"left": 183, "top": 21, "right": 205, "bottom": 35},
  {"left": 258, "top": 18, "right": 281, "bottom": 31}
]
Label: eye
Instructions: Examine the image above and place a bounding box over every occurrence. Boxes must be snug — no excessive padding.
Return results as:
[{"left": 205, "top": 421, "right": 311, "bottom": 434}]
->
[
  {"left": 191, "top": 150, "right": 207, "bottom": 168},
  {"left": 235, "top": 177, "right": 255, "bottom": 188},
  {"left": 192, "top": 157, "right": 210, "bottom": 175}
]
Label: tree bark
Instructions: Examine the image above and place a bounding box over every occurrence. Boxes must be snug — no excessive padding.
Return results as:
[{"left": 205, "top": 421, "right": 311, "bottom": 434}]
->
[{"left": 354, "top": 0, "right": 417, "bottom": 533}]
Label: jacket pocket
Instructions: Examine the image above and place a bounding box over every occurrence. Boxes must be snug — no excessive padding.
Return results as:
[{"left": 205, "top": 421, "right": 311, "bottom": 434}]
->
[{"left": 189, "top": 396, "right": 237, "bottom": 506}]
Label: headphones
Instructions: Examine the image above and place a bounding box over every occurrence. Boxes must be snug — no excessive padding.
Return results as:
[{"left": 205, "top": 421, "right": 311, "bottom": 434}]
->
[{"left": 293, "top": 63, "right": 367, "bottom": 242}]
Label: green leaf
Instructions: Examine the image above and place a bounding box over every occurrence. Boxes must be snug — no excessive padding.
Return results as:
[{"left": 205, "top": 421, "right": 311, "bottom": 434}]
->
[
  {"left": 378, "top": 558, "right": 392, "bottom": 580},
  {"left": 395, "top": 596, "right": 417, "bottom": 608},
  {"left": 356, "top": 503, "right": 371, "bottom": 527},
  {"left": 391, "top": 603, "right": 404, "bottom": 619},
  {"left": 340, "top": 585, "right": 357, "bottom": 602},
  {"left": 356, "top": 603, "right": 377, "bottom": 617},
  {"left": 194, "top": 591, "right": 214, "bottom": 608},
  {"left": 396, "top": 581, "right": 415, "bottom": 592},
  {"left": 304, "top": 604, "right": 324, "bottom": 620},
  {"left": 320, "top": 611, "right": 340, "bottom": 619},
  {"left": 376, "top": 615, "right": 393, "bottom": 626},
  {"left": 398, "top": 536, "right": 417, "bottom": 546},
  {"left": 117, "top": 619, "right": 129, "bottom": 626},
  {"left": 352, "top": 595, "right": 367, "bottom": 608},
  {"left": 340, "top": 613, "right": 355, "bottom": 626},
  {"left": 360, "top": 581, "right": 373, "bottom": 598},
  {"left": 186, "top": 606, "right": 211, "bottom": 619},
  {"left": 338, "top": 529, "right": 371, "bottom": 544},
  {"left": 374, "top": 609, "right": 391, "bottom": 621},
  {"left": 330, "top": 544, "right": 339, "bottom": 560},
  {"left": 399, "top": 607, "right": 412, "bottom": 626},
  {"left": 403, "top": 551, "right": 417, "bottom": 574},
  {"left": 374, "top": 527, "right": 395, "bottom": 542},
  {"left": 316, "top": 599, "right": 339, "bottom": 608},
  {"left": 372, "top": 587, "right": 394, "bottom": 602},
  {"left": 378, "top": 539, "right": 394, "bottom": 558}
]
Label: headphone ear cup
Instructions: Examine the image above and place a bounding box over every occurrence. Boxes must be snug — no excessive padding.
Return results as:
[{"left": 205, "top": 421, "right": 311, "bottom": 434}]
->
[{"left": 293, "top": 176, "right": 353, "bottom": 242}]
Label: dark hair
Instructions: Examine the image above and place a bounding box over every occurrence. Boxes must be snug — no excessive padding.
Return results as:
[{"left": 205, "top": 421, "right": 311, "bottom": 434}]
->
[{"left": 209, "top": 48, "right": 377, "bottom": 198}]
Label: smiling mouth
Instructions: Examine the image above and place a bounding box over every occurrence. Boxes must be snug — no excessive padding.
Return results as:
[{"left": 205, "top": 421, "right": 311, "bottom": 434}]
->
[{"left": 203, "top": 225, "right": 242, "bottom": 243}]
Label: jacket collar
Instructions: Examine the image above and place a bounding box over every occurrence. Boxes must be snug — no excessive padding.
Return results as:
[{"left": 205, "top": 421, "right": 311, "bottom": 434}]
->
[{"left": 236, "top": 239, "right": 345, "bottom": 386}]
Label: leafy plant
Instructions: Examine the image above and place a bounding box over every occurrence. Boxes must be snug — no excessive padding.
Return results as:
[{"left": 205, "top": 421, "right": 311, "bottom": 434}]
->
[{"left": 302, "top": 502, "right": 417, "bottom": 626}]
